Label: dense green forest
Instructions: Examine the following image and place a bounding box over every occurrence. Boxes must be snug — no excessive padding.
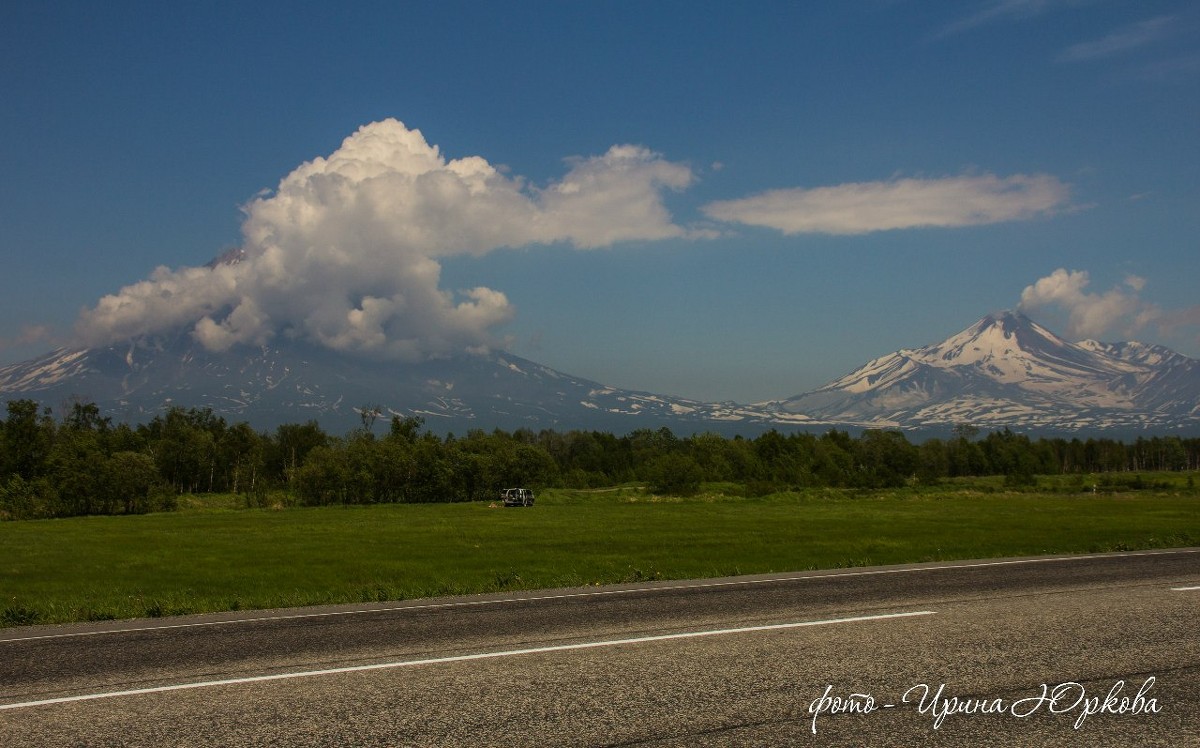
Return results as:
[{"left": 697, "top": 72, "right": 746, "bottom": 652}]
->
[{"left": 2, "top": 399, "right": 1198, "bottom": 520}]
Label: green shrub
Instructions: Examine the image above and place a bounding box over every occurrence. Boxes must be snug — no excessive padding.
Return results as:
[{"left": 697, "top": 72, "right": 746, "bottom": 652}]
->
[{"left": 643, "top": 453, "right": 704, "bottom": 496}]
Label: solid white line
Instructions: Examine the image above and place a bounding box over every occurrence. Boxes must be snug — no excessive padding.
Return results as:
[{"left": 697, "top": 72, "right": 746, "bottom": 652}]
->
[
  {"left": 5, "top": 548, "right": 1194, "bottom": 643},
  {"left": 0, "top": 610, "right": 934, "bottom": 711},
  {"left": 1171, "top": 586, "right": 1200, "bottom": 591}
]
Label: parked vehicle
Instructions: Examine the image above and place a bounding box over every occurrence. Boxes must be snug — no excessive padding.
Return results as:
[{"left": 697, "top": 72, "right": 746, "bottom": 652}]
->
[{"left": 500, "top": 488, "right": 535, "bottom": 507}]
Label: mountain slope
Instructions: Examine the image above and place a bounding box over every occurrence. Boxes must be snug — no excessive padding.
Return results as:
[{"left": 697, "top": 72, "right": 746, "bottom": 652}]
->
[
  {"left": 0, "top": 333, "right": 786, "bottom": 433},
  {"left": 765, "top": 311, "right": 1200, "bottom": 431}
]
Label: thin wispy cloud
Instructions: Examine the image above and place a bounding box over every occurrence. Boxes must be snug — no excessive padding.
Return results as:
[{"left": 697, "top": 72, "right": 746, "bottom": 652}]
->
[
  {"left": 0, "top": 325, "right": 54, "bottom": 353},
  {"left": 1059, "top": 15, "right": 1177, "bottom": 62},
  {"left": 702, "top": 174, "right": 1071, "bottom": 236},
  {"left": 1129, "top": 52, "right": 1200, "bottom": 82},
  {"left": 933, "top": 0, "right": 1088, "bottom": 39},
  {"left": 1157, "top": 304, "right": 1200, "bottom": 347}
]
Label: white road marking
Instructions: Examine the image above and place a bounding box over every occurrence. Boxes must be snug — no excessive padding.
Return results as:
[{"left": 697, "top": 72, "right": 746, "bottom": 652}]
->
[
  {"left": 3, "top": 548, "right": 1194, "bottom": 644},
  {"left": 1171, "top": 585, "right": 1200, "bottom": 591},
  {"left": 0, "top": 610, "right": 935, "bottom": 711}
]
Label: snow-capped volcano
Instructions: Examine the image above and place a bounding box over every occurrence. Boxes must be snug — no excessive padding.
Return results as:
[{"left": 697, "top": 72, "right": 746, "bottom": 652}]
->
[
  {"left": 766, "top": 310, "right": 1200, "bottom": 431},
  {"left": 1, "top": 310, "right": 1196, "bottom": 434},
  {"left": 0, "top": 332, "right": 772, "bottom": 434}
]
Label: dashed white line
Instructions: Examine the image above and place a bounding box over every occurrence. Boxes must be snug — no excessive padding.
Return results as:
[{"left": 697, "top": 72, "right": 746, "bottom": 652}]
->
[
  {"left": 0, "top": 610, "right": 935, "bottom": 711},
  {"left": 1171, "top": 586, "right": 1200, "bottom": 591}
]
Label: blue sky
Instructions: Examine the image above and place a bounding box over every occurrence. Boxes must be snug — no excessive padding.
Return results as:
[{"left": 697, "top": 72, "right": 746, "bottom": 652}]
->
[{"left": 2, "top": 0, "right": 1197, "bottom": 402}]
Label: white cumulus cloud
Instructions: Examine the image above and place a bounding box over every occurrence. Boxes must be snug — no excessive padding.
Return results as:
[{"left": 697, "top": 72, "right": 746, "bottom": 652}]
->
[
  {"left": 1018, "top": 268, "right": 1159, "bottom": 339},
  {"left": 76, "top": 119, "right": 697, "bottom": 360},
  {"left": 702, "top": 173, "right": 1071, "bottom": 235}
]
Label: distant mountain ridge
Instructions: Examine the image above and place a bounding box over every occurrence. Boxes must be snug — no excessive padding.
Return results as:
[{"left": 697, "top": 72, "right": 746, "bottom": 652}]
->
[
  {"left": 1, "top": 311, "right": 1197, "bottom": 434},
  {"left": 0, "top": 332, "right": 777, "bottom": 433}
]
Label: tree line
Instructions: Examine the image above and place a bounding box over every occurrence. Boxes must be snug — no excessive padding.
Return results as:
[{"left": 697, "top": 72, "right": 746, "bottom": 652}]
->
[{"left": 2, "top": 399, "right": 1198, "bottom": 519}]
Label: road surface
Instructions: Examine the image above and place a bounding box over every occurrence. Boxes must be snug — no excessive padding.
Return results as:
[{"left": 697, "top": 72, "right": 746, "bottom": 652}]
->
[{"left": 2, "top": 549, "right": 1198, "bottom": 746}]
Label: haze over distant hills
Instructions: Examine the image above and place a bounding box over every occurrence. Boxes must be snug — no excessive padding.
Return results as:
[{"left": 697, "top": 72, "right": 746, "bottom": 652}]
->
[{"left": 1, "top": 311, "right": 1197, "bottom": 436}]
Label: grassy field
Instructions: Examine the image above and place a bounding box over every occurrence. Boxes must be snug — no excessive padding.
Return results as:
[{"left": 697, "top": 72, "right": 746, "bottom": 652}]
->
[{"left": 2, "top": 477, "right": 1197, "bottom": 627}]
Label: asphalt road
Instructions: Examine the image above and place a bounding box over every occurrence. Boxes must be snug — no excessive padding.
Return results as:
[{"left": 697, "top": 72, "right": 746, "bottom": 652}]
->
[{"left": 2, "top": 549, "right": 1198, "bottom": 747}]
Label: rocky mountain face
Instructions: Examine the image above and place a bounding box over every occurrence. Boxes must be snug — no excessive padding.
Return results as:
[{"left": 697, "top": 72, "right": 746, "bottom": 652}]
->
[
  {"left": 1, "top": 311, "right": 1197, "bottom": 434},
  {"left": 764, "top": 311, "right": 1200, "bottom": 432}
]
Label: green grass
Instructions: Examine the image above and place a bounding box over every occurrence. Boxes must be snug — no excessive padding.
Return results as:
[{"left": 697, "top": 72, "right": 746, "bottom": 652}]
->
[{"left": 2, "top": 478, "right": 1197, "bottom": 627}]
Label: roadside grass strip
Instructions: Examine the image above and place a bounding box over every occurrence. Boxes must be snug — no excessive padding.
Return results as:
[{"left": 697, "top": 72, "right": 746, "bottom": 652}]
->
[{"left": 0, "top": 610, "right": 934, "bottom": 711}]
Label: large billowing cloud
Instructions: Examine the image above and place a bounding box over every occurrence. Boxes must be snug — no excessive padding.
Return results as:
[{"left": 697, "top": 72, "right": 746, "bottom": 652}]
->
[
  {"left": 701, "top": 173, "right": 1070, "bottom": 235},
  {"left": 76, "top": 119, "right": 696, "bottom": 360}
]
